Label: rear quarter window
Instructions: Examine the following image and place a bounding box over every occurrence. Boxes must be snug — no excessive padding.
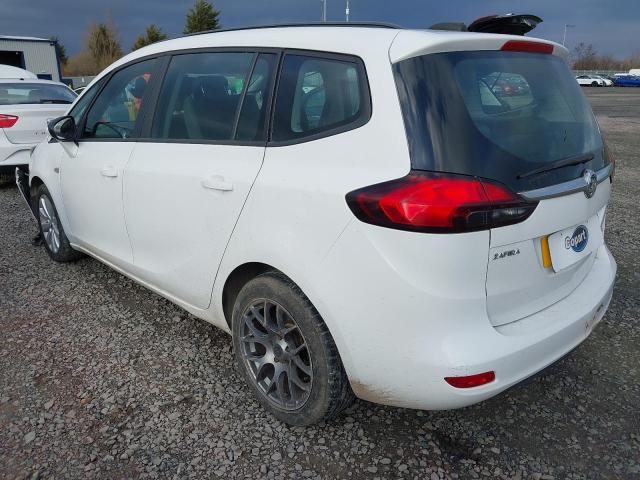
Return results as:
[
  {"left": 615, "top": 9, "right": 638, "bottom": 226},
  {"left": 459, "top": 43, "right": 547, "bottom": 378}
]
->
[{"left": 271, "top": 53, "right": 371, "bottom": 144}]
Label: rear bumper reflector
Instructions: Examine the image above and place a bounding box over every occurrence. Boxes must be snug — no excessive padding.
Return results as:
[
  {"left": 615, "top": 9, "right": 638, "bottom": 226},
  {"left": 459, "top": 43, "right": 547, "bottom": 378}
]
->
[{"left": 444, "top": 371, "right": 496, "bottom": 388}]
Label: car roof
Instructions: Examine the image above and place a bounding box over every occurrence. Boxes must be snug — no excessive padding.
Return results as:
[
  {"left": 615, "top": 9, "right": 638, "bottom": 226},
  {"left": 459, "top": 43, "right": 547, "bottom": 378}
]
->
[
  {"left": 0, "top": 65, "right": 38, "bottom": 80},
  {"left": 94, "top": 24, "right": 566, "bottom": 81}
]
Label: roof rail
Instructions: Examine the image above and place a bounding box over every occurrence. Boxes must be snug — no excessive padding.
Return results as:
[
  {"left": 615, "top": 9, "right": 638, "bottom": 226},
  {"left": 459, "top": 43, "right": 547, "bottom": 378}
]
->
[{"left": 182, "top": 22, "right": 402, "bottom": 38}]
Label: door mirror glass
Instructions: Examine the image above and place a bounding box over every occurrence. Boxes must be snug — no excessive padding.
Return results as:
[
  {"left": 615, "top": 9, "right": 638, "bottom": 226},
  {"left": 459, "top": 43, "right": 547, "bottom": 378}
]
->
[{"left": 48, "top": 115, "right": 76, "bottom": 142}]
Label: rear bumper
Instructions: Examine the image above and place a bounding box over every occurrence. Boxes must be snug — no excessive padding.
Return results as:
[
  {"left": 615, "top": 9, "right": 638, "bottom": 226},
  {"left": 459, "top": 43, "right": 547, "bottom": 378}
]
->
[{"left": 318, "top": 220, "right": 616, "bottom": 410}]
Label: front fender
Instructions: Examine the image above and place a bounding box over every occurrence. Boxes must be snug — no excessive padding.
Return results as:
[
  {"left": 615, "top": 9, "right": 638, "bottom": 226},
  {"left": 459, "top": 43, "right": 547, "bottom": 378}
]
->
[{"left": 29, "top": 141, "right": 71, "bottom": 235}]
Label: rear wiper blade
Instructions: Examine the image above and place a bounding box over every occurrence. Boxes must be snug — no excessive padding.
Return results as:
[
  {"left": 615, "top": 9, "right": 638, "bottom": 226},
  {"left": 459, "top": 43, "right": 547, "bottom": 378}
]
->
[{"left": 517, "top": 153, "right": 595, "bottom": 179}]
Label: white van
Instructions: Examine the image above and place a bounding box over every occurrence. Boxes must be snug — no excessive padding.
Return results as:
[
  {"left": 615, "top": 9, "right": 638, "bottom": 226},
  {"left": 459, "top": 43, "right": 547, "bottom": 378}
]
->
[{"left": 23, "top": 24, "right": 616, "bottom": 425}]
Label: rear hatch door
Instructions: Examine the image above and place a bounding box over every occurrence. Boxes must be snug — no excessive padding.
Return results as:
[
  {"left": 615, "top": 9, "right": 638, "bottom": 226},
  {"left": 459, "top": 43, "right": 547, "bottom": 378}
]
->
[{"left": 391, "top": 38, "right": 612, "bottom": 327}]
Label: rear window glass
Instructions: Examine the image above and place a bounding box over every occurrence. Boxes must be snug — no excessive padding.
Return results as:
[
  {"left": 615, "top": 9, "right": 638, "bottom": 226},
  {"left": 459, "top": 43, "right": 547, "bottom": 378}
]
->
[
  {"left": 0, "top": 83, "right": 76, "bottom": 105},
  {"left": 151, "top": 52, "right": 254, "bottom": 141},
  {"left": 272, "top": 54, "right": 367, "bottom": 142},
  {"left": 393, "top": 51, "right": 604, "bottom": 192}
]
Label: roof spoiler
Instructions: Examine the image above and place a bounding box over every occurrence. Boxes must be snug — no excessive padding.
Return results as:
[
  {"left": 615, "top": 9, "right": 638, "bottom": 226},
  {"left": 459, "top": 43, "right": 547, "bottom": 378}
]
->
[{"left": 430, "top": 14, "right": 543, "bottom": 36}]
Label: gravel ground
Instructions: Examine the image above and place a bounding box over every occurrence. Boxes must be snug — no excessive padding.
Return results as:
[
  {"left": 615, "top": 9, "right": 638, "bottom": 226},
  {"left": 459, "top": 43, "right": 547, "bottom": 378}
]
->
[{"left": 1, "top": 88, "right": 639, "bottom": 479}]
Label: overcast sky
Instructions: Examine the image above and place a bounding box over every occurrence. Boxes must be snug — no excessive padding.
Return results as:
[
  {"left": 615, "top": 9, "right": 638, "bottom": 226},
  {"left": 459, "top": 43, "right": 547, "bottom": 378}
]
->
[{"left": 0, "top": 0, "right": 638, "bottom": 58}]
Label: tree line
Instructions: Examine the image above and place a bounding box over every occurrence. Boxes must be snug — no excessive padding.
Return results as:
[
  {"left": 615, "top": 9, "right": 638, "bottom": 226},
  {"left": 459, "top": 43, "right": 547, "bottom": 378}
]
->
[
  {"left": 62, "top": 0, "right": 220, "bottom": 76},
  {"left": 571, "top": 43, "right": 639, "bottom": 72}
]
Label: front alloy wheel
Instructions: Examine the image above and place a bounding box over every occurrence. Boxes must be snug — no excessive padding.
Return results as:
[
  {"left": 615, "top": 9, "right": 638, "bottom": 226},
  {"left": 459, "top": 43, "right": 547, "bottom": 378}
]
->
[{"left": 38, "top": 195, "right": 61, "bottom": 254}]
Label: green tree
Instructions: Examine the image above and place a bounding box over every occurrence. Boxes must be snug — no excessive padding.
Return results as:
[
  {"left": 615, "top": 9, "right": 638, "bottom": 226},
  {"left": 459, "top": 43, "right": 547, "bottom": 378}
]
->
[
  {"left": 50, "top": 36, "right": 68, "bottom": 65},
  {"left": 183, "top": 0, "right": 221, "bottom": 34},
  {"left": 132, "top": 24, "right": 168, "bottom": 51},
  {"left": 87, "top": 22, "right": 123, "bottom": 71}
]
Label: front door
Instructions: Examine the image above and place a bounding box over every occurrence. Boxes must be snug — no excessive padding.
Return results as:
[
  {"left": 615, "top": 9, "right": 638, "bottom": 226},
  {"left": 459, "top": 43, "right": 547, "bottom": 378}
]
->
[
  {"left": 124, "top": 51, "right": 278, "bottom": 308},
  {"left": 60, "top": 58, "right": 159, "bottom": 266}
]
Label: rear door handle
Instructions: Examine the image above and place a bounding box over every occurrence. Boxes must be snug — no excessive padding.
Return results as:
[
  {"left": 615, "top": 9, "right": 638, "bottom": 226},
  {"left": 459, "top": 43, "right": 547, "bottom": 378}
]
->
[
  {"left": 202, "top": 175, "right": 233, "bottom": 191},
  {"left": 100, "top": 166, "right": 118, "bottom": 178}
]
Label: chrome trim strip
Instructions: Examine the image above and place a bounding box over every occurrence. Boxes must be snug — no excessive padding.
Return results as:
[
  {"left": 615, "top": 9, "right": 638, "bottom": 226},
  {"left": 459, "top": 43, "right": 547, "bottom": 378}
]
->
[{"left": 519, "top": 164, "right": 612, "bottom": 201}]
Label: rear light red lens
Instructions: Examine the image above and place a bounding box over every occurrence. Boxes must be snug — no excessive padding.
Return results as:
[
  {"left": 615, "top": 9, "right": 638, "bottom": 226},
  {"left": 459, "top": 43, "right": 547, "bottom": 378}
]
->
[
  {"left": 445, "top": 371, "right": 496, "bottom": 389},
  {"left": 0, "top": 114, "right": 18, "bottom": 128},
  {"left": 346, "top": 171, "right": 537, "bottom": 233},
  {"left": 501, "top": 40, "right": 553, "bottom": 54}
]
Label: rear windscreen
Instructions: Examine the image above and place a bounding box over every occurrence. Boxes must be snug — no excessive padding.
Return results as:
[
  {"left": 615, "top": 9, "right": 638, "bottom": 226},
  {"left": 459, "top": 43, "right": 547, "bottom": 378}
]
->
[
  {"left": 393, "top": 51, "right": 604, "bottom": 192},
  {"left": 0, "top": 83, "right": 76, "bottom": 105}
]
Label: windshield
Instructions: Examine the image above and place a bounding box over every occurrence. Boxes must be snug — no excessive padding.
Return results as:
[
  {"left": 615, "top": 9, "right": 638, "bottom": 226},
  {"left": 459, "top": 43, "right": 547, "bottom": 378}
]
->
[
  {"left": 0, "top": 83, "right": 77, "bottom": 105},
  {"left": 393, "top": 51, "right": 604, "bottom": 192}
]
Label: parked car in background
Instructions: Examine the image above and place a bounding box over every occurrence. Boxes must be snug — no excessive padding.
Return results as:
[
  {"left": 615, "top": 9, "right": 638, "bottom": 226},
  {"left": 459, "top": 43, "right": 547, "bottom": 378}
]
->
[
  {"left": 1, "top": 68, "right": 76, "bottom": 174},
  {"left": 576, "top": 75, "right": 605, "bottom": 87},
  {"left": 592, "top": 75, "right": 613, "bottom": 86},
  {"left": 21, "top": 24, "right": 616, "bottom": 426},
  {"left": 614, "top": 75, "right": 640, "bottom": 87}
]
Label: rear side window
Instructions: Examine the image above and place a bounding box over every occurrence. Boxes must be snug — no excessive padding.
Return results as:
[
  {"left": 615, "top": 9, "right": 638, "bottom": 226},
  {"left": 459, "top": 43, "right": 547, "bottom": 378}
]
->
[
  {"left": 394, "top": 51, "right": 603, "bottom": 192},
  {"left": 272, "top": 54, "right": 369, "bottom": 143},
  {"left": 151, "top": 52, "right": 254, "bottom": 141}
]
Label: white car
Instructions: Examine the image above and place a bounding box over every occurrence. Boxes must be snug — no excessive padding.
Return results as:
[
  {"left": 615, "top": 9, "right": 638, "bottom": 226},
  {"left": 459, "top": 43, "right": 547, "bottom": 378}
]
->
[
  {"left": 576, "top": 75, "right": 606, "bottom": 87},
  {"left": 22, "top": 24, "right": 616, "bottom": 426},
  {"left": 1, "top": 67, "right": 76, "bottom": 175},
  {"left": 593, "top": 75, "right": 614, "bottom": 86}
]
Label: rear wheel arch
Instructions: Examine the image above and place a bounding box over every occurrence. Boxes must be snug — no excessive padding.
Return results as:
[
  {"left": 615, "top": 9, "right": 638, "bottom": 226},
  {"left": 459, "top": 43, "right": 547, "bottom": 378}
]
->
[
  {"left": 222, "top": 262, "right": 277, "bottom": 329},
  {"left": 29, "top": 176, "right": 45, "bottom": 208}
]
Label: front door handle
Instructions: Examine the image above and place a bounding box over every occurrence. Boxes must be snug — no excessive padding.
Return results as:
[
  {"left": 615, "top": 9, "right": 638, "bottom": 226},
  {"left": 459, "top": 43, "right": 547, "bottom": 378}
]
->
[
  {"left": 202, "top": 175, "right": 233, "bottom": 191},
  {"left": 100, "top": 166, "right": 118, "bottom": 178}
]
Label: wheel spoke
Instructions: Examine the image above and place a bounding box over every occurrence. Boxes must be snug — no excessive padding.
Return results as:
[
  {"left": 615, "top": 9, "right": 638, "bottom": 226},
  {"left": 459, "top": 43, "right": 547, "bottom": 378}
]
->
[
  {"left": 292, "top": 353, "right": 312, "bottom": 377},
  {"left": 288, "top": 363, "right": 311, "bottom": 392}
]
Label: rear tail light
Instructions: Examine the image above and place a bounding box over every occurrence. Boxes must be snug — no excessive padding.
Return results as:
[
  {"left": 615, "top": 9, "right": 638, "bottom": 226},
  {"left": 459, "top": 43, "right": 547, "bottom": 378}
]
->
[
  {"left": 346, "top": 171, "right": 537, "bottom": 233},
  {"left": 0, "top": 114, "right": 18, "bottom": 128},
  {"left": 501, "top": 40, "right": 554, "bottom": 54},
  {"left": 445, "top": 371, "right": 496, "bottom": 388}
]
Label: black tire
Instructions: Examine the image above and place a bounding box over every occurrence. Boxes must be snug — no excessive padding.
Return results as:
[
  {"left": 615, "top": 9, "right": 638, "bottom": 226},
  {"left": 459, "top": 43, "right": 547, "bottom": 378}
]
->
[
  {"left": 232, "top": 271, "right": 354, "bottom": 426},
  {"left": 591, "top": 81, "right": 598, "bottom": 87},
  {"left": 35, "top": 183, "right": 83, "bottom": 262}
]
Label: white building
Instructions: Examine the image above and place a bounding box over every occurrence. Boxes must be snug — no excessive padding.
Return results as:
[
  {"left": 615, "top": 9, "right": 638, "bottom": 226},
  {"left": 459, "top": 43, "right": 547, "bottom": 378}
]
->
[{"left": 0, "top": 35, "right": 62, "bottom": 82}]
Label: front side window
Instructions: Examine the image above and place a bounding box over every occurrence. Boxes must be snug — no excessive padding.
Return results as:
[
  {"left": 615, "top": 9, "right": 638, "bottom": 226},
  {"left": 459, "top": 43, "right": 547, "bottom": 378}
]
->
[
  {"left": 0, "top": 83, "right": 76, "bottom": 105},
  {"left": 68, "top": 79, "right": 105, "bottom": 125},
  {"left": 83, "top": 59, "right": 158, "bottom": 140},
  {"left": 272, "top": 54, "right": 368, "bottom": 142},
  {"left": 151, "top": 52, "right": 255, "bottom": 141}
]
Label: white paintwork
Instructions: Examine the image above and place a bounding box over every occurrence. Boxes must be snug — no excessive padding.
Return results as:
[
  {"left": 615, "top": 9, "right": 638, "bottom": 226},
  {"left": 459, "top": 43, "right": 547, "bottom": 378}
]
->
[
  {"left": 576, "top": 75, "right": 606, "bottom": 87},
  {"left": 28, "top": 26, "right": 616, "bottom": 412},
  {"left": 123, "top": 143, "right": 265, "bottom": 309},
  {"left": 0, "top": 65, "right": 37, "bottom": 79}
]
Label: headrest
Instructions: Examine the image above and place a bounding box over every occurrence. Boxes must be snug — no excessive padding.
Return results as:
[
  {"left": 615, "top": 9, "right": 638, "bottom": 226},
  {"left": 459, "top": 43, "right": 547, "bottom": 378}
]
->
[
  {"left": 196, "top": 75, "right": 229, "bottom": 100},
  {"left": 130, "top": 77, "right": 147, "bottom": 99}
]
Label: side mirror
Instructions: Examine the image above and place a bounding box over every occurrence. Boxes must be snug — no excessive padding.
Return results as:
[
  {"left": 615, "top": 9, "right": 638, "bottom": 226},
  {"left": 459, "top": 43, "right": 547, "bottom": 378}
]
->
[{"left": 48, "top": 116, "right": 77, "bottom": 144}]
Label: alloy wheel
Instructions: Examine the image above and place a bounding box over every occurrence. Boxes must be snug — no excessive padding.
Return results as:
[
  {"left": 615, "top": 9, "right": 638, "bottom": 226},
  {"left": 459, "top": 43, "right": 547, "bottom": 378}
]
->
[
  {"left": 38, "top": 196, "right": 60, "bottom": 254},
  {"left": 239, "top": 299, "right": 313, "bottom": 410}
]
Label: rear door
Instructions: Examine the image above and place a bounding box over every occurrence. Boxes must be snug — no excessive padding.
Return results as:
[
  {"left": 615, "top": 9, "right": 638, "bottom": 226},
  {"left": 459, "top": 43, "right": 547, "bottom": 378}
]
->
[{"left": 123, "top": 51, "right": 278, "bottom": 308}]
